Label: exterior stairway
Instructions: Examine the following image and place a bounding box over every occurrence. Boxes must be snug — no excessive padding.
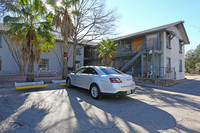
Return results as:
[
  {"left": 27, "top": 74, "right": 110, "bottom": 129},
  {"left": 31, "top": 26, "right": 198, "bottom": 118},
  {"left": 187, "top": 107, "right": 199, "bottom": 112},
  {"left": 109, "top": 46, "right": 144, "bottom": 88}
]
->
[{"left": 120, "top": 51, "right": 143, "bottom": 72}]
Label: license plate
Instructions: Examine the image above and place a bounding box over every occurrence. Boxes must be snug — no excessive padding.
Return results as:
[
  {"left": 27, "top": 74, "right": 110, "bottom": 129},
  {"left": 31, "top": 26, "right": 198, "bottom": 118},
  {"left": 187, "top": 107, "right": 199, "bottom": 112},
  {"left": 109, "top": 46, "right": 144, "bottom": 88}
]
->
[{"left": 127, "top": 90, "right": 131, "bottom": 94}]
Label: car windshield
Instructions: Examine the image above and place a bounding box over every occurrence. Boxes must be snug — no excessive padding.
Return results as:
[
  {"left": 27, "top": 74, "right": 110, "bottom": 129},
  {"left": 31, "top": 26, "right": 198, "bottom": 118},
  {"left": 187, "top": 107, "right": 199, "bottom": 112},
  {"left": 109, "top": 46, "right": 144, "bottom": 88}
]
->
[{"left": 100, "top": 68, "right": 124, "bottom": 75}]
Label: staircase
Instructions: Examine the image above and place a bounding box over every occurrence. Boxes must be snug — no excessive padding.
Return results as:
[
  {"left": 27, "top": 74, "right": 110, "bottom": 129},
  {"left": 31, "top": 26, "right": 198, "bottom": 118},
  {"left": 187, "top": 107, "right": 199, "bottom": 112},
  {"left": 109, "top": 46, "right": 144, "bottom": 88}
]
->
[{"left": 120, "top": 51, "right": 143, "bottom": 72}]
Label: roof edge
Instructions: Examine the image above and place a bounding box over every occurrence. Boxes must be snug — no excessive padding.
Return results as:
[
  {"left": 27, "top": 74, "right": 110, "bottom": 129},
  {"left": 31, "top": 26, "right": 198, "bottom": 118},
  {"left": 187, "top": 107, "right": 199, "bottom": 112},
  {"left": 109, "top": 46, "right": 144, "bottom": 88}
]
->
[{"left": 112, "top": 21, "right": 184, "bottom": 41}]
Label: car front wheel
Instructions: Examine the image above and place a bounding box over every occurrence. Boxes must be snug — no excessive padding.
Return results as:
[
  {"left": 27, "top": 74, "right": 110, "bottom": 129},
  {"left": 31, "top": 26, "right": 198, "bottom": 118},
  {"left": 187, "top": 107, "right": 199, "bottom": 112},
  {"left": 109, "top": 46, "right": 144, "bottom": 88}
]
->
[{"left": 90, "top": 84, "right": 100, "bottom": 99}]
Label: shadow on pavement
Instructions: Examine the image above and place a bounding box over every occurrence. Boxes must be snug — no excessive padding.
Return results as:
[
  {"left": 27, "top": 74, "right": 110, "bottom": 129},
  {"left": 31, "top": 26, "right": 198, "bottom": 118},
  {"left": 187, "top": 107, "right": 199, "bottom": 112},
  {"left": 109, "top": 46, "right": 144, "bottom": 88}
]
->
[
  {"left": 137, "top": 81, "right": 200, "bottom": 112},
  {"left": 0, "top": 88, "right": 48, "bottom": 132},
  {"left": 64, "top": 87, "right": 176, "bottom": 133},
  {"left": 1, "top": 83, "right": 199, "bottom": 133},
  {"left": 0, "top": 88, "right": 28, "bottom": 132},
  {"left": 138, "top": 78, "right": 200, "bottom": 97}
]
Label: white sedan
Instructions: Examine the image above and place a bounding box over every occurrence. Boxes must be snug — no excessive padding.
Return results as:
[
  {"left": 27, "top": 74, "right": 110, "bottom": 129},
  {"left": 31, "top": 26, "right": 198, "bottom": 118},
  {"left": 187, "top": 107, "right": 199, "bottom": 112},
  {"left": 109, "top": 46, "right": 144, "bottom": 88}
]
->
[{"left": 66, "top": 66, "right": 136, "bottom": 99}]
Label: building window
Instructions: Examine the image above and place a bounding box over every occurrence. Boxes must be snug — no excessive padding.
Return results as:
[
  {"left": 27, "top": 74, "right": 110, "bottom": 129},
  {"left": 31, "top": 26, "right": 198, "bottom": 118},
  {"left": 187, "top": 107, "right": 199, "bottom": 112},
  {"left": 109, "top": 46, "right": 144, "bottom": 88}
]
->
[
  {"left": 166, "top": 32, "right": 171, "bottom": 49},
  {"left": 76, "top": 48, "right": 81, "bottom": 55},
  {"left": 0, "top": 57, "right": 2, "bottom": 71},
  {"left": 123, "top": 44, "right": 132, "bottom": 52},
  {"left": 179, "top": 60, "right": 182, "bottom": 72},
  {"left": 75, "top": 61, "right": 81, "bottom": 70},
  {"left": 38, "top": 59, "right": 49, "bottom": 70},
  {"left": 123, "top": 39, "right": 132, "bottom": 52},
  {"left": 166, "top": 57, "right": 171, "bottom": 73},
  {"left": 179, "top": 40, "right": 184, "bottom": 53}
]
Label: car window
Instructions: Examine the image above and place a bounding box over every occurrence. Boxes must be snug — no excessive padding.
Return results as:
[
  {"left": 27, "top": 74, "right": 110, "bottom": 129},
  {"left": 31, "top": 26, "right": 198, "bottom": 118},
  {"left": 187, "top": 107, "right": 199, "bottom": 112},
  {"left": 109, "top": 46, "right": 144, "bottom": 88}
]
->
[
  {"left": 84, "top": 68, "right": 98, "bottom": 75},
  {"left": 100, "top": 68, "right": 124, "bottom": 75},
  {"left": 76, "top": 68, "right": 85, "bottom": 74}
]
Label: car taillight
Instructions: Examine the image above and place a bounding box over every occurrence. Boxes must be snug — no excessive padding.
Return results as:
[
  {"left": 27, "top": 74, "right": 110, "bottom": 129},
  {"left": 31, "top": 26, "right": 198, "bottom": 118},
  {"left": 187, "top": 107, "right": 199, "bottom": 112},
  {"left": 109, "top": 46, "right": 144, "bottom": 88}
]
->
[
  {"left": 132, "top": 76, "right": 135, "bottom": 82},
  {"left": 109, "top": 78, "right": 122, "bottom": 83}
]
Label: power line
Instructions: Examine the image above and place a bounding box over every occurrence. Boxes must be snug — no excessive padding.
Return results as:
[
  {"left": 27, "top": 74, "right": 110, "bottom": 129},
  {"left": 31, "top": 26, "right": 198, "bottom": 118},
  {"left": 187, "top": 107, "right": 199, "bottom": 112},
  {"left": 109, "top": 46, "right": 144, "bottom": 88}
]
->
[{"left": 186, "top": 24, "right": 200, "bottom": 29}]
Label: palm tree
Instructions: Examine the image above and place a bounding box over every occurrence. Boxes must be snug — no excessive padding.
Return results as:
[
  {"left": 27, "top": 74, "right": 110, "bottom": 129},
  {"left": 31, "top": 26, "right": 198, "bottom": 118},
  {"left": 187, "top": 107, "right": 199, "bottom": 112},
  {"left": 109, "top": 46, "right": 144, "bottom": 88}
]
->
[
  {"left": 3, "top": 0, "right": 55, "bottom": 82},
  {"left": 96, "top": 40, "right": 118, "bottom": 67},
  {"left": 47, "top": 0, "right": 78, "bottom": 79}
]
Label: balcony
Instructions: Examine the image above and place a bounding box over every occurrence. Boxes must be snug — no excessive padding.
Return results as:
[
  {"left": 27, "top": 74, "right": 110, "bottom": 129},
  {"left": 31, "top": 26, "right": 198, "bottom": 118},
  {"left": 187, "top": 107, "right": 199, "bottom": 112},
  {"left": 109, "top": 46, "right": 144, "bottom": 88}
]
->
[{"left": 144, "top": 38, "right": 161, "bottom": 51}]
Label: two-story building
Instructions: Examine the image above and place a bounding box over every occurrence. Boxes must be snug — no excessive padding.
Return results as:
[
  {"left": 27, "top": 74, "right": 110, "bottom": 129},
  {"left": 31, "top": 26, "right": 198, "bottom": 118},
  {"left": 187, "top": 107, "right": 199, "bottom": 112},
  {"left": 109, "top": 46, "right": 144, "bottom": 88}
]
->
[
  {"left": 0, "top": 21, "right": 190, "bottom": 84},
  {"left": 84, "top": 21, "right": 190, "bottom": 81},
  {"left": 0, "top": 23, "right": 85, "bottom": 76}
]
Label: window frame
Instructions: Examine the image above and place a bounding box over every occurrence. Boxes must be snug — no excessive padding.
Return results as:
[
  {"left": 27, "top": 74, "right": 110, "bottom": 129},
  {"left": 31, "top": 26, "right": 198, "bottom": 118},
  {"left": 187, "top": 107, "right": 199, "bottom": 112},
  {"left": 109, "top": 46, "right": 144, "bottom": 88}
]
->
[
  {"left": 122, "top": 39, "right": 132, "bottom": 52},
  {"left": 166, "top": 57, "right": 171, "bottom": 73},
  {"left": 38, "top": 59, "right": 49, "bottom": 70},
  {"left": 179, "top": 40, "right": 184, "bottom": 53},
  {"left": 166, "top": 32, "right": 171, "bottom": 49},
  {"left": 76, "top": 48, "right": 81, "bottom": 55},
  {"left": 179, "top": 60, "right": 183, "bottom": 72}
]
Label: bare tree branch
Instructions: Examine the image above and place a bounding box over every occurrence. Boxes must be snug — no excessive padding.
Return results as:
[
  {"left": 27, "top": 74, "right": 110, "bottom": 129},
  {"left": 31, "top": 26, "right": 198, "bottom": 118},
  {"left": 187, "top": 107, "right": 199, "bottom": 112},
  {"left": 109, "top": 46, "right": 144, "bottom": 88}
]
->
[
  {"left": 2, "top": 33, "right": 25, "bottom": 75},
  {"left": 71, "top": 0, "right": 119, "bottom": 69},
  {"left": 53, "top": 48, "right": 62, "bottom": 68}
]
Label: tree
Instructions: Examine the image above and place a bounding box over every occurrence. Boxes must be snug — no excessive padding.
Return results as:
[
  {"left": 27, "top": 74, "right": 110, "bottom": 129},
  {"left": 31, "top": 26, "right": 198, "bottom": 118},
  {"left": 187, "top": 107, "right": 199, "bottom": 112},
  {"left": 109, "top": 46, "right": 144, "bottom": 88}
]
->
[
  {"left": 195, "top": 62, "right": 200, "bottom": 74},
  {"left": 185, "top": 50, "right": 195, "bottom": 73},
  {"left": 3, "top": 0, "right": 55, "bottom": 82},
  {"left": 47, "top": 0, "right": 78, "bottom": 79},
  {"left": 96, "top": 39, "right": 118, "bottom": 66},
  {"left": 185, "top": 44, "right": 200, "bottom": 74},
  {"left": 71, "top": 0, "right": 118, "bottom": 70}
]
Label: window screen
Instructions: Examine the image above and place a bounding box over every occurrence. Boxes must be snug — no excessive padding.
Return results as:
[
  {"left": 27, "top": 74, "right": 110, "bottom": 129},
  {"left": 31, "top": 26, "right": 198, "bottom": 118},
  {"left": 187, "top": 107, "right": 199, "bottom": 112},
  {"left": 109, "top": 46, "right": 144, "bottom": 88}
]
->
[{"left": 38, "top": 59, "right": 49, "bottom": 70}]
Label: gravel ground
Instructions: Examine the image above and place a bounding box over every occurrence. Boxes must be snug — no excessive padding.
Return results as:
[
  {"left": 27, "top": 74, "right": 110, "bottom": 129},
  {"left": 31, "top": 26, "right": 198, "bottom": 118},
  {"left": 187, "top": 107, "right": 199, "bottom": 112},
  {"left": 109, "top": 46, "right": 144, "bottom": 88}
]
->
[{"left": 0, "top": 77, "right": 200, "bottom": 133}]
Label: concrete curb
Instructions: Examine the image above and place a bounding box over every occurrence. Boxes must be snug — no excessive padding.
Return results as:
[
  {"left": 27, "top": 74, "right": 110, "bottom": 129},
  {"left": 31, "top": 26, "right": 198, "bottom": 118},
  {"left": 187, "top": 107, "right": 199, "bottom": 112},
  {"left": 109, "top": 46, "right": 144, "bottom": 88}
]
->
[
  {"left": 52, "top": 80, "right": 65, "bottom": 84},
  {"left": 14, "top": 81, "right": 44, "bottom": 87}
]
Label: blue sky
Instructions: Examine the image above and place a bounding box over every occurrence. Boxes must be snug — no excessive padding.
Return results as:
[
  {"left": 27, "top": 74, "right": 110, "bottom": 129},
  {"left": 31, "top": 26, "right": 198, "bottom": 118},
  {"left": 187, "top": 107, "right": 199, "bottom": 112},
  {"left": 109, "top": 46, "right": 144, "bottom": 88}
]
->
[{"left": 106, "top": 0, "right": 200, "bottom": 52}]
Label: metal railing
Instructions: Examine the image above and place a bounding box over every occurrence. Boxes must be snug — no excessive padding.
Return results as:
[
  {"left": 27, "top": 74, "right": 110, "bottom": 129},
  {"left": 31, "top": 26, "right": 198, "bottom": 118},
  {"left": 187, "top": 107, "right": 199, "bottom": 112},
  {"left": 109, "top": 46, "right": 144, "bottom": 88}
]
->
[
  {"left": 142, "top": 66, "right": 175, "bottom": 79},
  {"left": 84, "top": 38, "right": 162, "bottom": 60}
]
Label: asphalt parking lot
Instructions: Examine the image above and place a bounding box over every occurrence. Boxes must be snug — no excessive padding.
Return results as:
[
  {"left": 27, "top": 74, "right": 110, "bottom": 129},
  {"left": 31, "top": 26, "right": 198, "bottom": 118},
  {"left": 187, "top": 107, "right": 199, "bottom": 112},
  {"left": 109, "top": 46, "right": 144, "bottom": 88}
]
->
[{"left": 0, "top": 78, "right": 200, "bottom": 133}]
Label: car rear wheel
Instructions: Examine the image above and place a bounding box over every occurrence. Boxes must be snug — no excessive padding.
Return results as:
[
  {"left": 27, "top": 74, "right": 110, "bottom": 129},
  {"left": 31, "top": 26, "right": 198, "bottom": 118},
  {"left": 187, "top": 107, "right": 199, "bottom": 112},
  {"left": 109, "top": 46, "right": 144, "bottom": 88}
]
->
[
  {"left": 66, "top": 78, "right": 72, "bottom": 88},
  {"left": 90, "top": 84, "right": 100, "bottom": 99}
]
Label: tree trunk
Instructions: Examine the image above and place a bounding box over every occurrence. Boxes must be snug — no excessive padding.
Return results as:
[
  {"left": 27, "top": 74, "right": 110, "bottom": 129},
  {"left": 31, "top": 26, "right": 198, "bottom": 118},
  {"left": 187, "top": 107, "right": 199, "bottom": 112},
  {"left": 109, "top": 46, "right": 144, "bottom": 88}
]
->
[
  {"left": 20, "top": 64, "right": 25, "bottom": 76},
  {"left": 62, "top": 58, "right": 68, "bottom": 79},
  {"left": 62, "top": 40, "right": 69, "bottom": 79},
  {"left": 73, "top": 40, "right": 77, "bottom": 71},
  {"left": 26, "top": 34, "right": 34, "bottom": 82},
  {"left": 102, "top": 54, "right": 112, "bottom": 67},
  {"left": 20, "top": 54, "right": 25, "bottom": 76},
  {"left": 26, "top": 60, "right": 34, "bottom": 82}
]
